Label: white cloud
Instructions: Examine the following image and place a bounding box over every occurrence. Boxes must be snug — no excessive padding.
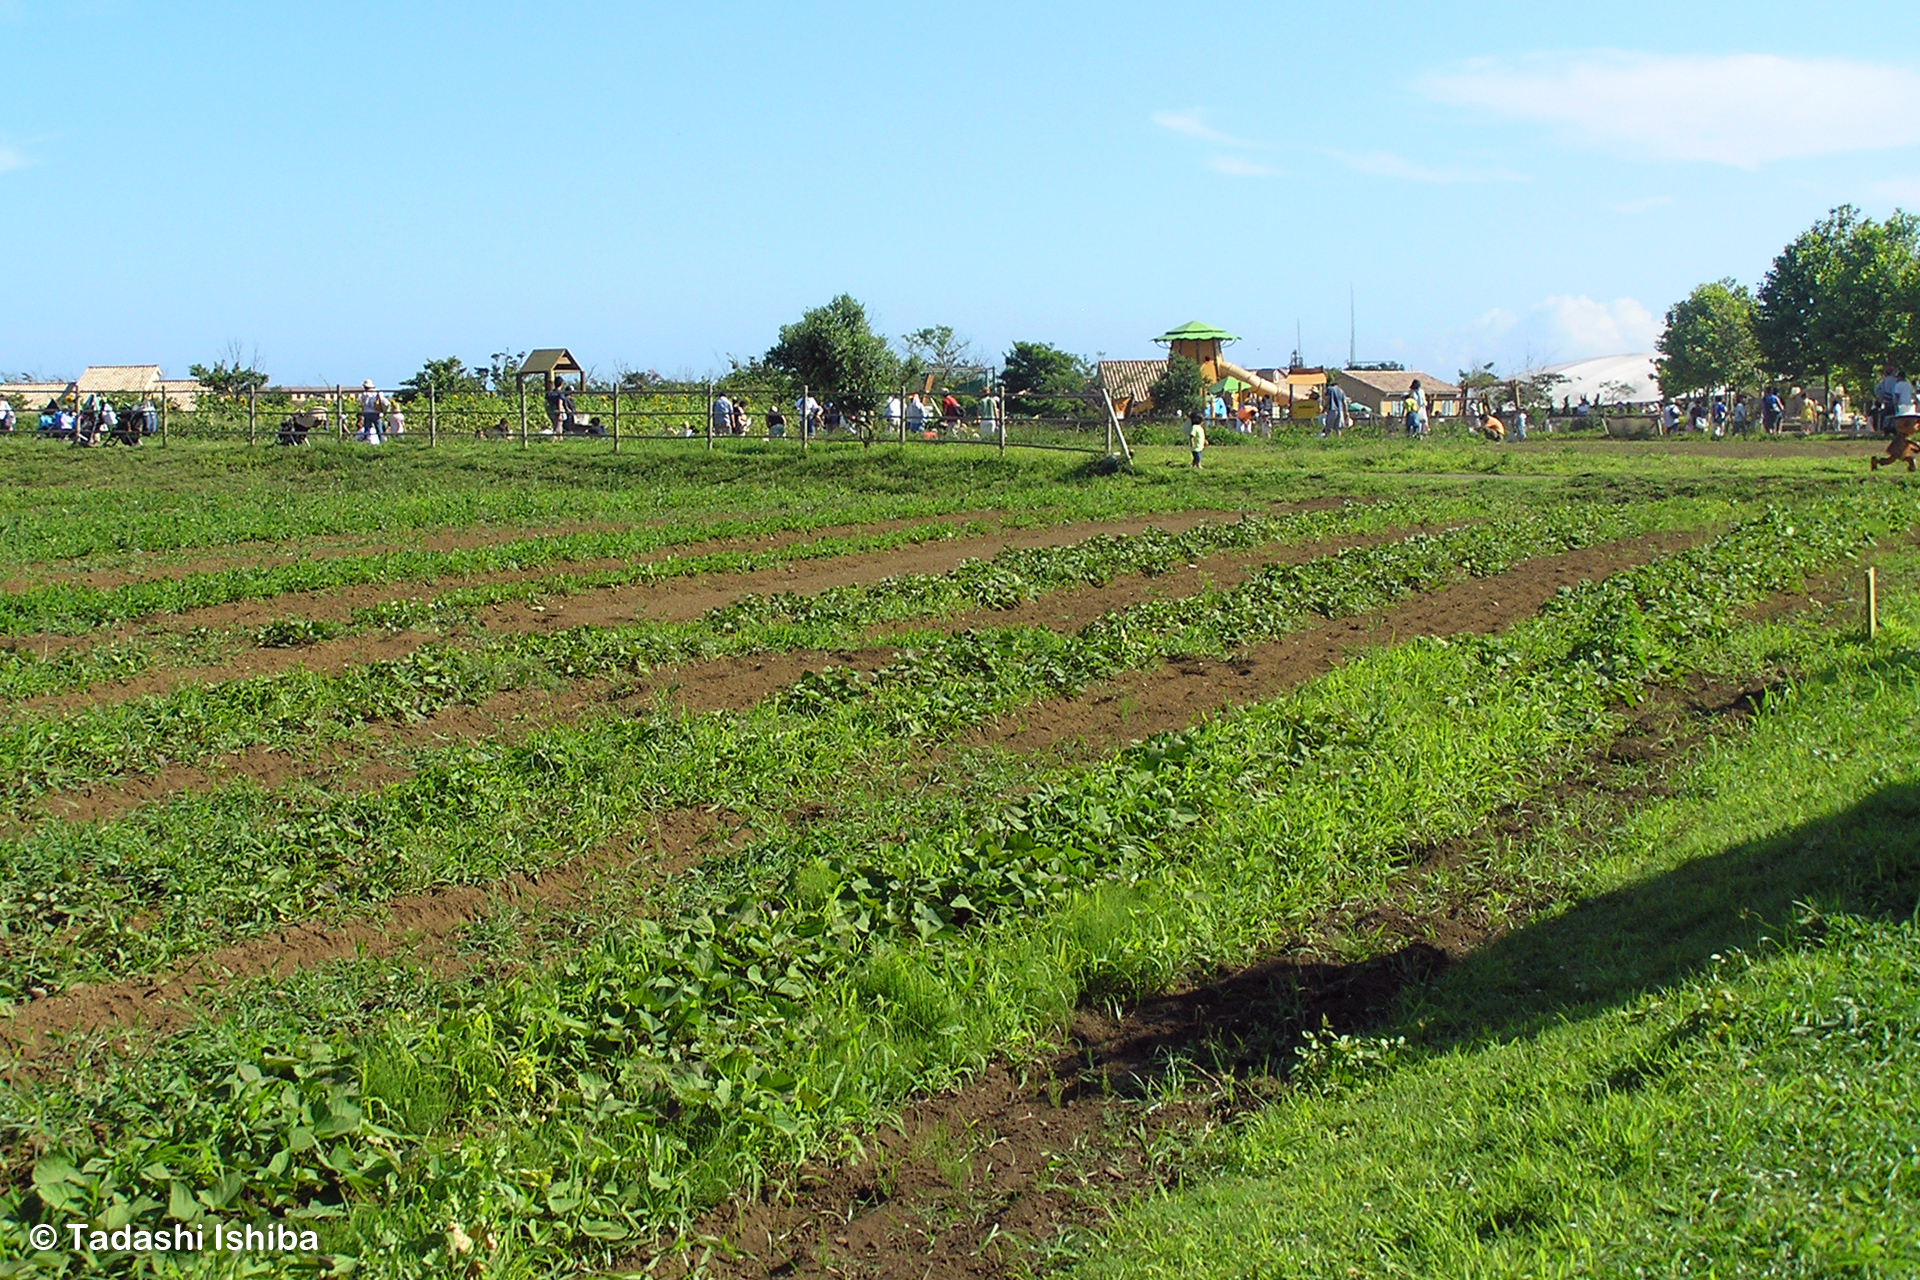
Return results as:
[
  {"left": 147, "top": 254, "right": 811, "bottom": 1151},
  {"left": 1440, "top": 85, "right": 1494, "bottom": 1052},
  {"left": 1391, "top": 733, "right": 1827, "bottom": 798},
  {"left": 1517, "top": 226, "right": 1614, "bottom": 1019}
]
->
[
  {"left": 1209, "top": 155, "right": 1280, "bottom": 178},
  {"left": 0, "top": 146, "right": 28, "bottom": 174},
  {"left": 1152, "top": 110, "right": 1262, "bottom": 150},
  {"left": 1467, "top": 295, "right": 1659, "bottom": 367},
  {"left": 1327, "top": 149, "right": 1524, "bottom": 184},
  {"left": 1421, "top": 51, "right": 1920, "bottom": 167}
]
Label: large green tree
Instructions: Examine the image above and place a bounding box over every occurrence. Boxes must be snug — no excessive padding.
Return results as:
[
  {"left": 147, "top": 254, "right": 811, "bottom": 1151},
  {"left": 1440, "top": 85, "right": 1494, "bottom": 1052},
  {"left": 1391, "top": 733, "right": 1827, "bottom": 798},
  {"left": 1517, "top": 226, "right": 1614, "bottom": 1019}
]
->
[
  {"left": 1755, "top": 206, "right": 1920, "bottom": 390},
  {"left": 1147, "top": 354, "right": 1205, "bottom": 419},
  {"left": 765, "top": 295, "right": 899, "bottom": 413},
  {"left": 1002, "top": 341, "right": 1092, "bottom": 419},
  {"left": 1657, "top": 279, "right": 1760, "bottom": 397}
]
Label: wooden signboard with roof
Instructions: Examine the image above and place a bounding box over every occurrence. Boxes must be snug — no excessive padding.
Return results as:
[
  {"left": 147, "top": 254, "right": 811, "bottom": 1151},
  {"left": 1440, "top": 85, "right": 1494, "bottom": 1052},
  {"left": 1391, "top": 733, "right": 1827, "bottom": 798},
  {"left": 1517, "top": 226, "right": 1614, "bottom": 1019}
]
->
[{"left": 513, "top": 349, "right": 584, "bottom": 445}]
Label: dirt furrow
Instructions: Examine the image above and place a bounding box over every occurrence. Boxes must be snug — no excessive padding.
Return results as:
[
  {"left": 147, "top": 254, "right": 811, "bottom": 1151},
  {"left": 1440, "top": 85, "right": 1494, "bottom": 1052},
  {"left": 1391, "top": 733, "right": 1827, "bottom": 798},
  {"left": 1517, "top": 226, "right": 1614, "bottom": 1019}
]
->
[
  {"left": 5, "top": 530, "right": 1706, "bottom": 1051},
  {"left": 3, "top": 511, "right": 1243, "bottom": 700},
  {"left": 0, "top": 806, "right": 745, "bottom": 1061},
  {"left": 19, "top": 525, "right": 1365, "bottom": 820},
  {"left": 657, "top": 667, "right": 1782, "bottom": 1279},
  {"left": 968, "top": 529, "right": 1706, "bottom": 759}
]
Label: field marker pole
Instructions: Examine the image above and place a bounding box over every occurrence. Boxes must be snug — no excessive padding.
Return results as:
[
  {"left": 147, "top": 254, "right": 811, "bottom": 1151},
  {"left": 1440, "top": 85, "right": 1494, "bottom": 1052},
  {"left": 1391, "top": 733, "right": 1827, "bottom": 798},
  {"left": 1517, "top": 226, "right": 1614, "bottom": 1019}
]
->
[
  {"left": 899, "top": 379, "right": 907, "bottom": 446},
  {"left": 160, "top": 390, "right": 168, "bottom": 446},
  {"left": 996, "top": 379, "right": 1005, "bottom": 457},
  {"left": 612, "top": 382, "right": 620, "bottom": 453},
  {"left": 1868, "top": 567, "right": 1878, "bottom": 638},
  {"left": 801, "top": 385, "right": 809, "bottom": 456},
  {"left": 428, "top": 382, "right": 436, "bottom": 446},
  {"left": 519, "top": 381, "right": 528, "bottom": 448},
  {"left": 705, "top": 379, "right": 713, "bottom": 453},
  {"left": 247, "top": 384, "right": 256, "bottom": 446},
  {"left": 335, "top": 386, "right": 345, "bottom": 441}
]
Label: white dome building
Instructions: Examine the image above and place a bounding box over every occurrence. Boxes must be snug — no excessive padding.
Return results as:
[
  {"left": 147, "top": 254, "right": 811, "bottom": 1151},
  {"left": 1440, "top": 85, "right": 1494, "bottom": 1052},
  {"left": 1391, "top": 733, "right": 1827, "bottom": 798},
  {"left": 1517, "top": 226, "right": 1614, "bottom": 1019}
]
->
[{"left": 1534, "top": 353, "right": 1660, "bottom": 409}]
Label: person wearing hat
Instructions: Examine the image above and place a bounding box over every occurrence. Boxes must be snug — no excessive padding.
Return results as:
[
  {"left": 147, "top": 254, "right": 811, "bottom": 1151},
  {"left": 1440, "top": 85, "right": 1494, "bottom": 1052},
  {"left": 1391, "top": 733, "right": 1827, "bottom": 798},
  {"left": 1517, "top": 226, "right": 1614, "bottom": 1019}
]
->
[{"left": 359, "top": 381, "right": 383, "bottom": 438}]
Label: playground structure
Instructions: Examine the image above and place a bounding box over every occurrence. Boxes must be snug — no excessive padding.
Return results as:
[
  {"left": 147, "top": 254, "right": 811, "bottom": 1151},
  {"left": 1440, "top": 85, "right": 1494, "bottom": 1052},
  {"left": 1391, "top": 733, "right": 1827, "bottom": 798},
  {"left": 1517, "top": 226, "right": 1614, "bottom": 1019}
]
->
[{"left": 1154, "top": 322, "right": 1329, "bottom": 420}]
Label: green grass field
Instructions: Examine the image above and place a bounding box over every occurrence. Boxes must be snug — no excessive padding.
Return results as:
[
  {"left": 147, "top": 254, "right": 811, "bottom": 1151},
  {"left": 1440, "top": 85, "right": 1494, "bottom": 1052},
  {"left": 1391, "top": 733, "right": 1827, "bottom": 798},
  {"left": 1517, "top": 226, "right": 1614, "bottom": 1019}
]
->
[{"left": 0, "top": 431, "right": 1911, "bottom": 1278}]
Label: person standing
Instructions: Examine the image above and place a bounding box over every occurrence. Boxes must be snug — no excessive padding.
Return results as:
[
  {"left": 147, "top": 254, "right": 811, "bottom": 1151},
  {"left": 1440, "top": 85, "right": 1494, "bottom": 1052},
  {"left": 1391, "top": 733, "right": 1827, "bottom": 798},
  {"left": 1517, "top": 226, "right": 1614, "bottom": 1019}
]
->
[
  {"left": 1404, "top": 379, "right": 1428, "bottom": 438},
  {"left": 978, "top": 387, "right": 1000, "bottom": 441},
  {"left": 1874, "top": 364, "right": 1900, "bottom": 435},
  {"left": 905, "top": 393, "right": 928, "bottom": 436},
  {"left": 711, "top": 392, "right": 733, "bottom": 439},
  {"left": 0, "top": 397, "right": 14, "bottom": 433},
  {"left": 1512, "top": 406, "right": 1528, "bottom": 441},
  {"left": 1761, "top": 387, "right": 1784, "bottom": 434},
  {"left": 1731, "top": 394, "right": 1750, "bottom": 435},
  {"left": 1188, "top": 409, "right": 1206, "bottom": 468},
  {"left": 884, "top": 394, "right": 902, "bottom": 435},
  {"left": 385, "top": 401, "right": 405, "bottom": 437},
  {"left": 941, "top": 390, "right": 961, "bottom": 431},
  {"left": 360, "top": 381, "right": 383, "bottom": 437},
  {"left": 765, "top": 403, "right": 786, "bottom": 437},
  {"left": 1321, "top": 380, "right": 1349, "bottom": 438},
  {"left": 795, "top": 391, "right": 819, "bottom": 437}
]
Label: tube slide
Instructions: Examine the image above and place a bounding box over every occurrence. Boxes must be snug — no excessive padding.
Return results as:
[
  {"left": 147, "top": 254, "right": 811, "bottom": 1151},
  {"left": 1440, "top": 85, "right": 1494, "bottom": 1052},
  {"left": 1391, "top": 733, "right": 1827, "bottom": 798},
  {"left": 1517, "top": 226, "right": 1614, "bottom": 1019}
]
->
[{"left": 1215, "top": 360, "right": 1287, "bottom": 399}]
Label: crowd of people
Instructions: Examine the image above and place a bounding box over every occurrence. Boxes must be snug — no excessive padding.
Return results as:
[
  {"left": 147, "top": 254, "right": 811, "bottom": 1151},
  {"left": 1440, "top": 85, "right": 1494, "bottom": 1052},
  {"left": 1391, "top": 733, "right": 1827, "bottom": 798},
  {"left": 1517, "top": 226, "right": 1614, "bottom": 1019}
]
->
[{"left": 1, "top": 392, "right": 159, "bottom": 446}]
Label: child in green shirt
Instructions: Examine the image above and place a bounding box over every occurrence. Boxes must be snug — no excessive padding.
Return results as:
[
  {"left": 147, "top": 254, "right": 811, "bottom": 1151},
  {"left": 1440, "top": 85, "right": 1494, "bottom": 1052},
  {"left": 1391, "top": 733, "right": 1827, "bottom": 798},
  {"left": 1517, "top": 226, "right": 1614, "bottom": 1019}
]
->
[{"left": 1188, "top": 410, "right": 1206, "bottom": 469}]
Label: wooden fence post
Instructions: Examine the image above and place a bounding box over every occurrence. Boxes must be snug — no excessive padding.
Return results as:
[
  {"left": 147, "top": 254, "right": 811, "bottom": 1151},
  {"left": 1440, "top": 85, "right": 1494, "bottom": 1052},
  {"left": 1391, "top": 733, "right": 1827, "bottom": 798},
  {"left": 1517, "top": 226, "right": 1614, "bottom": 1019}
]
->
[
  {"left": 428, "top": 382, "right": 437, "bottom": 446},
  {"left": 612, "top": 381, "right": 620, "bottom": 453},
  {"left": 247, "top": 384, "right": 256, "bottom": 446}
]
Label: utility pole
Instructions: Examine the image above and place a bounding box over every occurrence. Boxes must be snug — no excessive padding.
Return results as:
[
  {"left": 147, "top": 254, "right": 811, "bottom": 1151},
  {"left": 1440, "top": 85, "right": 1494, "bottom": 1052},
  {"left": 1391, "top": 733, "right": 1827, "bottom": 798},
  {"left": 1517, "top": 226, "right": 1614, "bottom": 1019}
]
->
[{"left": 1348, "top": 285, "right": 1356, "bottom": 369}]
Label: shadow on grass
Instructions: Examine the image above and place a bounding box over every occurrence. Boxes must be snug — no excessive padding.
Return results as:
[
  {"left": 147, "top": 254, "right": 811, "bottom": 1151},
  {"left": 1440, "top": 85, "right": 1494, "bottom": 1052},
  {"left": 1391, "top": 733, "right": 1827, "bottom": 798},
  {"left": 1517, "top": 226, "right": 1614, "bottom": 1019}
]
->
[{"left": 1411, "top": 774, "right": 1920, "bottom": 1050}]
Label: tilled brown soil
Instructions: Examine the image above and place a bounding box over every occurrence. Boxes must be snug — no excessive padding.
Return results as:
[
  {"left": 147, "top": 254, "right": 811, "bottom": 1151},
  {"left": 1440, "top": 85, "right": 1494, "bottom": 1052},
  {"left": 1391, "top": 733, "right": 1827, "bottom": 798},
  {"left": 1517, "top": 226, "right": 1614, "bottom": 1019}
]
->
[
  {"left": 19, "top": 524, "right": 1376, "bottom": 824},
  {"left": 2, "top": 511, "right": 1242, "bottom": 701},
  {"left": 969, "top": 529, "right": 1707, "bottom": 758},
  {"left": 0, "top": 518, "right": 652, "bottom": 596},
  {"left": 0, "top": 805, "right": 747, "bottom": 1061},
  {"left": 654, "top": 667, "right": 1784, "bottom": 1279},
  {"left": 7, "top": 528, "right": 1713, "bottom": 1055}
]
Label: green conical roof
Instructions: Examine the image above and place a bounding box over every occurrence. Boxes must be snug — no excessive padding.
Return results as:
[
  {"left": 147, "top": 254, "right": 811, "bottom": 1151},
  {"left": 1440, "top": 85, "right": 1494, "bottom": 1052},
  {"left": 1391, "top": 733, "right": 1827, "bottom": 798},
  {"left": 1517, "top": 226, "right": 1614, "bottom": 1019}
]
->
[{"left": 1156, "top": 321, "right": 1238, "bottom": 343}]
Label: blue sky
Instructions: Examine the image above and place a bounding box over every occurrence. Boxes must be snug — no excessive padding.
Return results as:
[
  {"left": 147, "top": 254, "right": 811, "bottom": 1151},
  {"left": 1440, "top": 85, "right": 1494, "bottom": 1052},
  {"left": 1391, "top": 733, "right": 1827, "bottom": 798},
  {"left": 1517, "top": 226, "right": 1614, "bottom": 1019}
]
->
[{"left": 4, "top": 0, "right": 1917, "bottom": 385}]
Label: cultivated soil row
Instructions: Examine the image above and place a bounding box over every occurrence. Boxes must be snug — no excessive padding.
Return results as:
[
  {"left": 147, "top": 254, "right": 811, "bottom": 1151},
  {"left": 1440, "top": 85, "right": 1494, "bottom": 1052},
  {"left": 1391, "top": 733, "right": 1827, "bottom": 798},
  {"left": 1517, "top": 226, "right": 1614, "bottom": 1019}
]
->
[{"left": 4, "top": 530, "right": 1698, "bottom": 1058}]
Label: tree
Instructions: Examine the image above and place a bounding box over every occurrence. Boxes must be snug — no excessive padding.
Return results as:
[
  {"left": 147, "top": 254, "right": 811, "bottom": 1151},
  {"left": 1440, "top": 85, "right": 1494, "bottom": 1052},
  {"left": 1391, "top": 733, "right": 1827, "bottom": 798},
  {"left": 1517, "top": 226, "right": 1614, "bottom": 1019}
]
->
[
  {"left": 401, "top": 356, "right": 485, "bottom": 398},
  {"left": 481, "top": 351, "right": 526, "bottom": 394},
  {"left": 1002, "top": 341, "right": 1093, "bottom": 419},
  {"left": 188, "top": 342, "right": 268, "bottom": 399},
  {"left": 1455, "top": 361, "right": 1502, "bottom": 414},
  {"left": 1754, "top": 214, "right": 1839, "bottom": 385},
  {"left": 1820, "top": 209, "right": 1920, "bottom": 392},
  {"left": 765, "top": 295, "right": 899, "bottom": 412},
  {"left": 1657, "top": 279, "right": 1759, "bottom": 398},
  {"left": 1755, "top": 206, "right": 1920, "bottom": 391},
  {"left": 1147, "top": 354, "right": 1205, "bottom": 420},
  {"left": 897, "top": 326, "right": 979, "bottom": 391}
]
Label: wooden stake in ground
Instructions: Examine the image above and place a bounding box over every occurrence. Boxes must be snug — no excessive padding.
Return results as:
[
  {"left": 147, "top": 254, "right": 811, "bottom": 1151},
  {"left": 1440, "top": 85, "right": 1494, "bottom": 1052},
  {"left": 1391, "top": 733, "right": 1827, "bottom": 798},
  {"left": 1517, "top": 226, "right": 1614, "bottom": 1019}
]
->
[{"left": 1868, "top": 566, "right": 1878, "bottom": 638}]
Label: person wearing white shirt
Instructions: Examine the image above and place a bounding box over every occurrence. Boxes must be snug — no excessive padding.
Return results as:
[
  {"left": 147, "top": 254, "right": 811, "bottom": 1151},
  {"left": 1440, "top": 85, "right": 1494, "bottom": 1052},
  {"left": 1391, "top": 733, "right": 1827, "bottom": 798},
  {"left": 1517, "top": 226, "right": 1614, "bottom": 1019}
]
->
[
  {"left": 978, "top": 390, "right": 1000, "bottom": 441},
  {"left": 1871, "top": 370, "right": 1920, "bottom": 471}
]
